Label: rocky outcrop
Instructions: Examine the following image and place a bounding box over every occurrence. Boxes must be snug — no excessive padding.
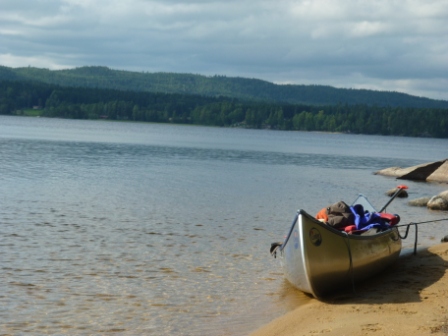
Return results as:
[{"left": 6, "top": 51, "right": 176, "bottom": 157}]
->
[
  {"left": 409, "top": 190, "right": 448, "bottom": 210},
  {"left": 427, "top": 196, "right": 448, "bottom": 210},
  {"left": 378, "top": 160, "right": 448, "bottom": 210},
  {"left": 427, "top": 163, "right": 448, "bottom": 182},
  {"left": 385, "top": 187, "right": 408, "bottom": 198},
  {"left": 375, "top": 159, "right": 448, "bottom": 182},
  {"left": 427, "top": 190, "right": 448, "bottom": 210},
  {"left": 408, "top": 197, "right": 431, "bottom": 207}
]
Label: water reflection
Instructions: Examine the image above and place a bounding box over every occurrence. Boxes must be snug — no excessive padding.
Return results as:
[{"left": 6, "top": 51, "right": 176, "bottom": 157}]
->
[{"left": 1, "top": 117, "right": 448, "bottom": 335}]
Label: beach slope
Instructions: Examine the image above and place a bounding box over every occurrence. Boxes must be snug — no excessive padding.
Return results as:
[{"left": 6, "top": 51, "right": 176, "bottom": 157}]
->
[{"left": 251, "top": 243, "right": 448, "bottom": 335}]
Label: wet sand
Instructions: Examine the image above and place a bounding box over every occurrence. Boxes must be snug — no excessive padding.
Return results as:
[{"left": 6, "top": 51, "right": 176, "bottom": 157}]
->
[{"left": 251, "top": 243, "right": 448, "bottom": 335}]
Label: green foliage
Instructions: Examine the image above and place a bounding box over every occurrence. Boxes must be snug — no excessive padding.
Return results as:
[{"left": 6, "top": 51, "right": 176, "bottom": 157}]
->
[
  {"left": 17, "top": 109, "right": 43, "bottom": 117},
  {"left": 1, "top": 70, "right": 448, "bottom": 139},
  {"left": 2, "top": 65, "right": 448, "bottom": 108}
]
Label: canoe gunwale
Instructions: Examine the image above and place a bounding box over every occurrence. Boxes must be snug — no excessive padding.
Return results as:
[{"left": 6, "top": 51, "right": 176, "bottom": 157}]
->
[{"left": 280, "top": 209, "right": 400, "bottom": 252}]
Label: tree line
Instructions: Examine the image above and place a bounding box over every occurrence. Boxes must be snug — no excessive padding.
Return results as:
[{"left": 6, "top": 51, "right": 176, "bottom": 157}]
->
[
  {"left": 1, "top": 80, "right": 448, "bottom": 138},
  {"left": 2, "top": 65, "right": 448, "bottom": 108}
]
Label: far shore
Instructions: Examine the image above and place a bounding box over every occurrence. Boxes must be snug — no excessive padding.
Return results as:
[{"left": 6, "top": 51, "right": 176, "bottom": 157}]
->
[{"left": 251, "top": 243, "right": 448, "bottom": 335}]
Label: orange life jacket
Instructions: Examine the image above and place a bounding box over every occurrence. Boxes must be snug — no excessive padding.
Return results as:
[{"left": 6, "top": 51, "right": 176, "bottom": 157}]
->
[{"left": 315, "top": 207, "right": 328, "bottom": 222}]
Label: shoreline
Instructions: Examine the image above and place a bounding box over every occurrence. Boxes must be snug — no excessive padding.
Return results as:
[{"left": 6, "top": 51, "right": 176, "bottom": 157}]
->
[{"left": 251, "top": 243, "right": 448, "bottom": 335}]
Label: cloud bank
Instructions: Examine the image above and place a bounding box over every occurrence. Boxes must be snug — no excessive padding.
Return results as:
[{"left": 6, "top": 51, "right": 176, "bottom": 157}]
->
[{"left": 1, "top": 0, "right": 447, "bottom": 99}]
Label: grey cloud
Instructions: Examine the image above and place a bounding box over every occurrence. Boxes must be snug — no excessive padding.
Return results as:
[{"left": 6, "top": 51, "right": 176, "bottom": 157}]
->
[{"left": 0, "top": 0, "right": 447, "bottom": 99}]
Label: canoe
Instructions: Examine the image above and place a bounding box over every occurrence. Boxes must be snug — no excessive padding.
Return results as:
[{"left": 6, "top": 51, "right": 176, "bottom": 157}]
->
[{"left": 271, "top": 198, "right": 402, "bottom": 298}]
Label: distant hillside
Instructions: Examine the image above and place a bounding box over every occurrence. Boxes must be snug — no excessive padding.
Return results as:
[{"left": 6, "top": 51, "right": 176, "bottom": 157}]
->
[
  {"left": 1, "top": 74, "right": 448, "bottom": 138},
  {"left": 1, "top": 65, "right": 447, "bottom": 108}
]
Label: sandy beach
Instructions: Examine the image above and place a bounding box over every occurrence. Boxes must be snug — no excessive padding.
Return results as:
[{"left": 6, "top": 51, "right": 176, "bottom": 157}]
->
[{"left": 251, "top": 243, "right": 448, "bottom": 336}]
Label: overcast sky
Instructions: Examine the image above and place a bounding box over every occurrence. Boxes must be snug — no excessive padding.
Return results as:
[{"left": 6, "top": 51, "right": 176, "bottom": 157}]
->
[{"left": 1, "top": 0, "right": 447, "bottom": 100}]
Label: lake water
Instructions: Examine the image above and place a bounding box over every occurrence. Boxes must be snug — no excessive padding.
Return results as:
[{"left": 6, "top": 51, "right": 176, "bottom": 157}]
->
[{"left": 1, "top": 115, "right": 448, "bottom": 335}]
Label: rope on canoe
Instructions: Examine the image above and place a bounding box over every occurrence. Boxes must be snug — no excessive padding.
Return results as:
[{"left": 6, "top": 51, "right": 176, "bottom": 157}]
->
[
  {"left": 395, "top": 217, "right": 448, "bottom": 255},
  {"left": 397, "top": 223, "right": 418, "bottom": 255}
]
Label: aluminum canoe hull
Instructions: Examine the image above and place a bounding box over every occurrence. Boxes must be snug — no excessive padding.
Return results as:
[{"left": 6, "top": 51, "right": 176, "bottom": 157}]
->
[{"left": 278, "top": 209, "right": 402, "bottom": 298}]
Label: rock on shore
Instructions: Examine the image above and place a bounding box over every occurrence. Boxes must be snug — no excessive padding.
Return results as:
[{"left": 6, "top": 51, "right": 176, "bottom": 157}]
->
[
  {"left": 377, "top": 160, "right": 448, "bottom": 210},
  {"left": 375, "top": 159, "right": 448, "bottom": 182},
  {"left": 407, "top": 190, "right": 448, "bottom": 210}
]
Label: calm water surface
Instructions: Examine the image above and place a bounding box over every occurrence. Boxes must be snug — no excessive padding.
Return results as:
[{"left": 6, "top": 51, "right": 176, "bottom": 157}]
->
[{"left": 1, "top": 116, "right": 448, "bottom": 335}]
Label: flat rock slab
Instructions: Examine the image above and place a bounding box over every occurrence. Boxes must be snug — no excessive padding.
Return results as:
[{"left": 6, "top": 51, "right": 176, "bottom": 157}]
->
[
  {"left": 375, "top": 159, "right": 448, "bottom": 182},
  {"left": 427, "top": 160, "right": 448, "bottom": 182}
]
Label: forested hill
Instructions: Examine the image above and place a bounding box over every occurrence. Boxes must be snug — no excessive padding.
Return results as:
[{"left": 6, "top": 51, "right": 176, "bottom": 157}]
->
[{"left": 1, "top": 65, "right": 447, "bottom": 109}]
